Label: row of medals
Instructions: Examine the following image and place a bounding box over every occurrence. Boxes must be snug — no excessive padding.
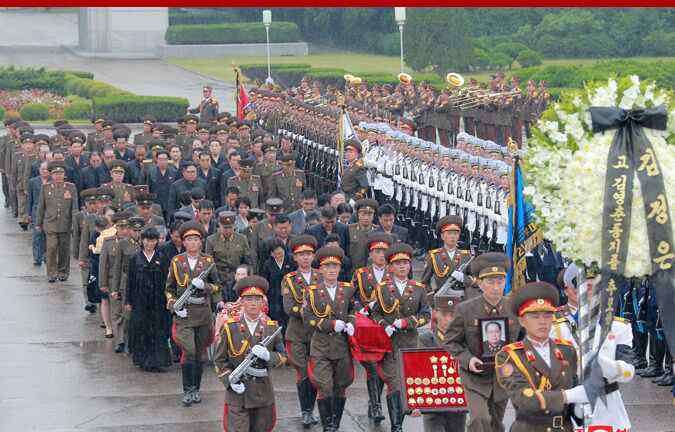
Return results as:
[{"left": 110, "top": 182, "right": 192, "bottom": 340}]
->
[{"left": 405, "top": 376, "right": 464, "bottom": 406}]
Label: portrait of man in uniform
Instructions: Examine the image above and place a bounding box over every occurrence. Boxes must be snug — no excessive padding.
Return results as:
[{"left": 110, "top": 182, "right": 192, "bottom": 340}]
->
[{"left": 479, "top": 318, "right": 507, "bottom": 361}]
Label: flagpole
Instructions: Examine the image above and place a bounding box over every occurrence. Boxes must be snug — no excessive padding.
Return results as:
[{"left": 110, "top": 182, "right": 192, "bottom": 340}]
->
[{"left": 506, "top": 137, "right": 519, "bottom": 293}]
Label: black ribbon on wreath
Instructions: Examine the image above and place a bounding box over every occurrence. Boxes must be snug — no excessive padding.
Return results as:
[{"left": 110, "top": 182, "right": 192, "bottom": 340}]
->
[{"left": 583, "top": 105, "right": 673, "bottom": 408}]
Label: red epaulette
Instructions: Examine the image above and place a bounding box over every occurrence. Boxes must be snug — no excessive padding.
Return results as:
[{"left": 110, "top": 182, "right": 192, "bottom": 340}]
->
[
  {"left": 554, "top": 338, "right": 574, "bottom": 347},
  {"left": 503, "top": 341, "right": 524, "bottom": 352}
]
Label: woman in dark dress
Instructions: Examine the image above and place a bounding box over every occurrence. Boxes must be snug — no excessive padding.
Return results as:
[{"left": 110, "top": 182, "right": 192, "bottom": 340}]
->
[
  {"left": 125, "top": 227, "right": 172, "bottom": 372},
  {"left": 260, "top": 238, "right": 295, "bottom": 331}
]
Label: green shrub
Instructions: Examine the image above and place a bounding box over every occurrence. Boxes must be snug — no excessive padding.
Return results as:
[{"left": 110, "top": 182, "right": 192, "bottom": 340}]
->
[
  {"left": 19, "top": 103, "right": 49, "bottom": 121},
  {"left": 169, "top": 10, "right": 239, "bottom": 25},
  {"left": 62, "top": 70, "right": 94, "bottom": 80},
  {"left": 0, "top": 106, "right": 5, "bottom": 120},
  {"left": 516, "top": 49, "right": 543, "bottom": 68},
  {"left": 93, "top": 96, "right": 189, "bottom": 123},
  {"left": 63, "top": 74, "right": 130, "bottom": 99},
  {"left": 0, "top": 66, "right": 68, "bottom": 94},
  {"left": 166, "top": 22, "right": 301, "bottom": 45},
  {"left": 63, "top": 96, "right": 92, "bottom": 120}
]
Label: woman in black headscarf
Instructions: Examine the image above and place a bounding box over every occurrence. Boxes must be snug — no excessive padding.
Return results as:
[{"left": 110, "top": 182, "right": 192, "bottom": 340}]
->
[{"left": 125, "top": 227, "right": 172, "bottom": 372}]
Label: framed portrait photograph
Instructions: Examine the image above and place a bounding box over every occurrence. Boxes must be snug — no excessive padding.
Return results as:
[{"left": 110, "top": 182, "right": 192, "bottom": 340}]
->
[{"left": 478, "top": 317, "right": 509, "bottom": 363}]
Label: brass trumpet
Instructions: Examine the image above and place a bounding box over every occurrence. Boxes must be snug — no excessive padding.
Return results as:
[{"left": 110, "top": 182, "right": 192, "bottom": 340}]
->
[{"left": 398, "top": 72, "right": 412, "bottom": 85}]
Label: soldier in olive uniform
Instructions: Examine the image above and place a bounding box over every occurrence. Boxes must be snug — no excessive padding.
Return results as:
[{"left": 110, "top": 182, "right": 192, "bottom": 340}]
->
[
  {"left": 114, "top": 216, "right": 143, "bottom": 353},
  {"left": 444, "top": 252, "right": 522, "bottom": 432},
  {"left": 351, "top": 232, "right": 394, "bottom": 424},
  {"left": 16, "top": 134, "right": 38, "bottom": 229},
  {"left": 228, "top": 159, "right": 262, "bottom": 209},
  {"left": 73, "top": 188, "right": 99, "bottom": 312},
  {"left": 86, "top": 118, "right": 106, "bottom": 153},
  {"left": 421, "top": 215, "right": 473, "bottom": 301},
  {"left": 303, "top": 246, "right": 357, "bottom": 432},
  {"left": 417, "top": 288, "right": 467, "bottom": 431},
  {"left": 176, "top": 115, "right": 199, "bottom": 158},
  {"left": 103, "top": 160, "right": 135, "bottom": 210},
  {"left": 341, "top": 139, "right": 369, "bottom": 201},
  {"left": 249, "top": 198, "right": 284, "bottom": 269},
  {"left": 495, "top": 282, "right": 582, "bottom": 432},
  {"left": 165, "top": 221, "right": 221, "bottom": 406},
  {"left": 189, "top": 86, "right": 220, "bottom": 123},
  {"left": 36, "top": 161, "right": 79, "bottom": 283},
  {"left": 134, "top": 192, "right": 165, "bottom": 229},
  {"left": 282, "top": 235, "right": 321, "bottom": 428},
  {"left": 133, "top": 115, "right": 156, "bottom": 149},
  {"left": 370, "top": 243, "right": 431, "bottom": 432},
  {"left": 348, "top": 199, "right": 379, "bottom": 270},
  {"left": 270, "top": 154, "right": 306, "bottom": 211},
  {"left": 205, "top": 211, "right": 256, "bottom": 293},
  {"left": 213, "top": 275, "right": 287, "bottom": 432},
  {"left": 254, "top": 143, "right": 280, "bottom": 201}
]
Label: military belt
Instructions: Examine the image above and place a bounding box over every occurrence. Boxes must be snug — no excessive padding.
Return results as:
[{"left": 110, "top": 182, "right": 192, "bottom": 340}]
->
[
  {"left": 187, "top": 297, "right": 206, "bottom": 305},
  {"left": 516, "top": 413, "right": 567, "bottom": 429},
  {"left": 245, "top": 366, "right": 268, "bottom": 378}
]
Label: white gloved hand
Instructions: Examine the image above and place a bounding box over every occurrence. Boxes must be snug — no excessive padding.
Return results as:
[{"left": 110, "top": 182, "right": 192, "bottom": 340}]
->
[
  {"left": 359, "top": 307, "right": 369, "bottom": 316},
  {"left": 175, "top": 308, "right": 188, "bottom": 318},
  {"left": 191, "top": 278, "right": 205, "bottom": 290},
  {"left": 385, "top": 325, "right": 396, "bottom": 337},
  {"left": 230, "top": 381, "right": 246, "bottom": 394},
  {"left": 344, "top": 323, "right": 355, "bottom": 336},
  {"left": 563, "top": 385, "right": 589, "bottom": 404},
  {"left": 393, "top": 318, "right": 407, "bottom": 329},
  {"left": 598, "top": 353, "right": 620, "bottom": 381},
  {"left": 451, "top": 270, "right": 465, "bottom": 282},
  {"left": 333, "top": 319, "right": 346, "bottom": 333},
  {"left": 251, "top": 344, "right": 271, "bottom": 361}
]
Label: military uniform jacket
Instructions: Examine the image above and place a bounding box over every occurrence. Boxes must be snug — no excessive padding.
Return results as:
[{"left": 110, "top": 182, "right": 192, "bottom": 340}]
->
[
  {"left": 175, "top": 132, "right": 197, "bottom": 157},
  {"left": 102, "top": 182, "right": 135, "bottom": 210},
  {"left": 282, "top": 270, "right": 320, "bottom": 343},
  {"left": 133, "top": 132, "right": 153, "bottom": 148},
  {"left": 495, "top": 338, "right": 577, "bottom": 432},
  {"left": 78, "top": 212, "right": 99, "bottom": 261},
  {"left": 227, "top": 174, "right": 262, "bottom": 208},
  {"left": 341, "top": 159, "right": 369, "bottom": 199},
  {"left": 213, "top": 315, "right": 286, "bottom": 409},
  {"left": 86, "top": 132, "right": 105, "bottom": 153},
  {"left": 254, "top": 161, "right": 280, "bottom": 200},
  {"left": 190, "top": 97, "right": 219, "bottom": 123},
  {"left": 347, "top": 224, "right": 377, "bottom": 270},
  {"left": 36, "top": 182, "right": 79, "bottom": 233},
  {"left": 165, "top": 253, "right": 221, "bottom": 328},
  {"left": 444, "top": 294, "right": 521, "bottom": 400},
  {"left": 204, "top": 232, "right": 256, "bottom": 282},
  {"left": 352, "top": 265, "right": 388, "bottom": 306},
  {"left": 370, "top": 277, "right": 431, "bottom": 350},
  {"left": 72, "top": 210, "right": 90, "bottom": 259},
  {"left": 270, "top": 169, "right": 306, "bottom": 211},
  {"left": 118, "top": 237, "right": 140, "bottom": 303},
  {"left": 303, "top": 281, "right": 357, "bottom": 360},
  {"left": 420, "top": 247, "right": 472, "bottom": 295},
  {"left": 99, "top": 236, "right": 123, "bottom": 293}
]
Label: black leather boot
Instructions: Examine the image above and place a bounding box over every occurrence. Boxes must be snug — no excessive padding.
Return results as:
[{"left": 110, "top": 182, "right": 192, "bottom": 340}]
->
[
  {"left": 181, "top": 362, "right": 193, "bottom": 407},
  {"left": 191, "top": 362, "right": 202, "bottom": 403},
  {"left": 366, "top": 371, "right": 384, "bottom": 424},
  {"left": 333, "top": 396, "right": 347, "bottom": 431},
  {"left": 317, "top": 397, "right": 335, "bottom": 432},
  {"left": 640, "top": 331, "right": 665, "bottom": 377},
  {"left": 631, "top": 330, "right": 648, "bottom": 369},
  {"left": 386, "top": 391, "right": 404, "bottom": 432},
  {"left": 299, "top": 378, "right": 318, "bottom": 428}
]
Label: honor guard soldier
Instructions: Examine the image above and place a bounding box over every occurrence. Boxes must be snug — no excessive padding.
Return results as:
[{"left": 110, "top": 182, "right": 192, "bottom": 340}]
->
[
  {"left": 551, "top": 265, "right": 635, "bottom": 431},
  {"left": 282, "top": 235, "right": 321, "bottom": 428},
  {"left": 104, "top": 160, "right": 135, "bottom": 210},
  {"left": 205, "top": 211, "right": 256, "bottom": 290},
  {"left": 417, "top": 289, "right": 467, "bottom": 431},
  {"left": 495, "top": 281, "right": 583, "bottom": 432},
  {"left": 270, "top": 153, "right": 306, "bottom": 211},
  {"left": 351, "top": 232, "right": 394, "bottom": 425},
  {"left": 213, "top": 276, "right": 287, "bottom": 432},
  {"left": 444, "top": 252, "right": 521, "bottom": 432},
  {"left": 36, "top": 161, "right": 79, "bottom": 283},
  {"left": 370, "top": 243, "right": 431, "bottom": 432},
  {"left": 189, "top": 85, "right": 219, "bottom": 123},
  {"left": 348, "top": 199, "right": 379, "bottom": 270},
  {"left": 165, "top": 221, "right": 222, "bottom": 407},
  {"left": 228, "top": 159, "right": 263, "bottom": 208},
  {"left": 421, "top": 215, "right": 473, "bottom": 301},
  {"left": 303, "top": 246, "right": 357, "bottom": 432},
  {"left": 341, "top": 139, "right": 369, "bottom": 201}
]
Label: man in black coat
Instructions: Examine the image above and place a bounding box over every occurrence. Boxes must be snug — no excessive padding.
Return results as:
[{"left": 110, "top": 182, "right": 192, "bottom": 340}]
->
[
  {"left": 147, "top": 149, "right": 178, "bottom": 220},
  {"left": 197, "top": 152, "right": 222, "bottom": 207},
  {"left": 374, "top": 204, "right": 409, "bottom": 243},
  {"left": 305, "top": 205, "right": 349, "bottom": 251},
  {"left": 81, "top": 152, "right": 110, "bottom": 190},
  {"left": 166, "top": 160, "right": 206, "bottom": 218}
]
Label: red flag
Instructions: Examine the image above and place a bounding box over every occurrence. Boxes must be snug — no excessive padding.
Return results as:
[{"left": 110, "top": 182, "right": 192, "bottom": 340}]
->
[{"left": 235, "top": 68, "right": 250, "bottom": 121}]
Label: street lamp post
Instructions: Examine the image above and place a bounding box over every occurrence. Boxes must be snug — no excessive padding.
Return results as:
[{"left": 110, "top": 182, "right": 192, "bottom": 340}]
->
[
  {"left": 394, "top": 7, "right": 406, "bottom": 74},
  {"left": 263, "top": 10, "right": 273, "bottom": 85}
]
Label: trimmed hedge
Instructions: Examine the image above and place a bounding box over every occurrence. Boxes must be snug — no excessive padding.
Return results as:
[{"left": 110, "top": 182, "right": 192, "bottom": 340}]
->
[
  {"left": 0, "top": 106, "right": 5, "bottom": 120},
  {"left": 169, "top": 10, "right": 239, "bottom": 25},
  {"left": 512, "top": 59, "right": 675, "bottom": 90},
  {"left": 63, "top": 74, "right": 130, "bottom": 99},
  {"left": 19, "top": 103, "right": 49, "bottom": 121},
  {"left": 166, "top": 22, "right": 301, "bottom": 45},
  {"left": 63, "top": 95, "right": 92, "bottom": 120},
  {"left": 93, "top": 96, "right": 189, "bottom": 123}
]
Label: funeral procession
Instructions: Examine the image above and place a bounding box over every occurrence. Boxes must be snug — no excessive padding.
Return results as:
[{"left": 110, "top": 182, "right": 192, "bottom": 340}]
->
[{"left": 0, "top": 6, "right": 674, "bottom": 432}]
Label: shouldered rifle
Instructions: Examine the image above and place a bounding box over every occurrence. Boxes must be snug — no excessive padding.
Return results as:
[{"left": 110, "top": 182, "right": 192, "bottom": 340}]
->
[
  {"left": 173, "top": 263, "right": 215, "bottom": 313},
  {"left": 229, "top": 325, "right": 282, "bottom": 384}
]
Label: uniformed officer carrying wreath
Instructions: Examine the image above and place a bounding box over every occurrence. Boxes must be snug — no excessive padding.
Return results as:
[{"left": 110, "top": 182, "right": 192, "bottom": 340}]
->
[
  {"left": 165, "top": 221, "right": 221, "bottom": 407},
  {"left": 213, "top": 275, "right": 287, "bottom": 432}
]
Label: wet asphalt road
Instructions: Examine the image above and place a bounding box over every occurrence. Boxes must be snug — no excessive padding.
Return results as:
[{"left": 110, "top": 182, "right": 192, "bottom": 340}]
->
[{"left": 1, "top": 201, "right": 674, "bottom": 432}]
